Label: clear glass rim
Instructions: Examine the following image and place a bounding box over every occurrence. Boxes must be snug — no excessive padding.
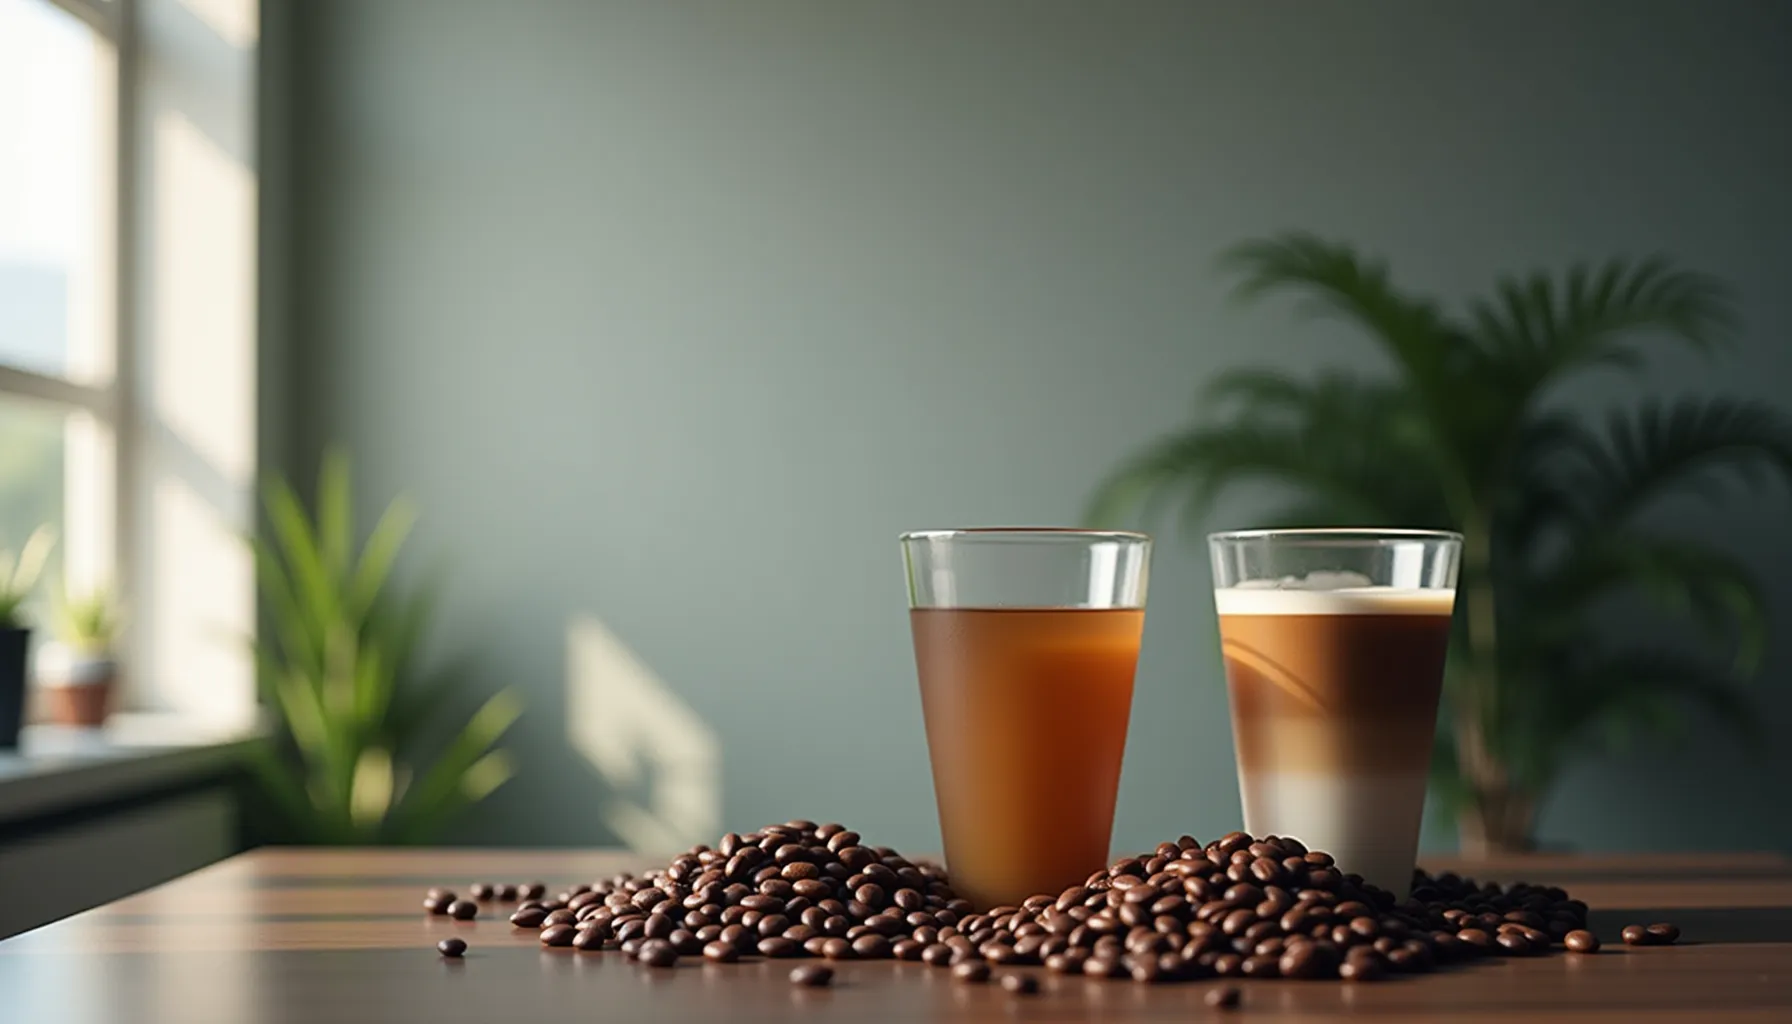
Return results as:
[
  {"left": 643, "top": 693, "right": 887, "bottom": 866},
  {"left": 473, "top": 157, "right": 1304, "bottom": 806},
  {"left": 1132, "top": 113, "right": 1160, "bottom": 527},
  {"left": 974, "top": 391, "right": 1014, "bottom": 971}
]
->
[
  {"left": 901, "top": 527, "right": 1151, "bottom": 544},
  {"left": 1207, "top": 527, "right": 1463, "bottom": 545}
]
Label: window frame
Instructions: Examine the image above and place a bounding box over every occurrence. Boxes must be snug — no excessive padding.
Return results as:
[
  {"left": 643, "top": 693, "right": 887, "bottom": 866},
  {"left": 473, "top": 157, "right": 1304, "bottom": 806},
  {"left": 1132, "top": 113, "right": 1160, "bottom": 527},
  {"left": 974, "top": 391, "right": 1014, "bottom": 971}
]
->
[{"left": 1, "top": 0, "right": 135, "bottom": 667}]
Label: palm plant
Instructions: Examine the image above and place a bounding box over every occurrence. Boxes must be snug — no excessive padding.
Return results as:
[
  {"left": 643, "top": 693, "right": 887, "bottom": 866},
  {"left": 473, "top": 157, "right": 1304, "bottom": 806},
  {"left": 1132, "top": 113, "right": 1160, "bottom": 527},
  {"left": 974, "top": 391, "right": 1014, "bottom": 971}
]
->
[
  {"left": 1088, "top": 234, "right": 1792, "bottom": 851},
  {"left": 250, "top": 451, "right": 522, "bottom": 844},
  {"left": 0, "top": 526, "right": 56, "bottom": 628}
]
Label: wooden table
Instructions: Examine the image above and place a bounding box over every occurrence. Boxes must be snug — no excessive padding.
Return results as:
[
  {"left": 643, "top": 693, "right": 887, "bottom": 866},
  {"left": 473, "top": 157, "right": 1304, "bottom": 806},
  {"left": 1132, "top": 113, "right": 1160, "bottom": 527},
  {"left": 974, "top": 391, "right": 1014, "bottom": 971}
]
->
[{"left": 2, "top": 849, "right": 1789, "bottom": 1023}]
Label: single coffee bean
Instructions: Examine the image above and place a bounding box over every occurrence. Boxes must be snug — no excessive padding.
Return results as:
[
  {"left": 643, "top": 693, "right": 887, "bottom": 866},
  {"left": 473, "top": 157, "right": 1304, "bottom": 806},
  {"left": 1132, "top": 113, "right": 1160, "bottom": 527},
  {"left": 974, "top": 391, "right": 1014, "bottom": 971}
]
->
[
  {"left": 1621, "top": 924, "right": 1651, "bottom": 946},
  {"left": 852, "top": 934, "right": 892, "bottom": 959},
  {"left": 953, "top": 961, "right": 992, "bottom": 983},
  {"left": 436, "top": 937, "right": 467, "bottom": 958},
  {"left": 1212, "top": 953, "right": 1244, "bottom": 977},
  {"left": 644, "top": 914, "right": 675, "bottom": 939},
  {"left": 1338, "top": 954, "right": 1384, "bottom": 981},
  {"left": 920, "top": 943, "right": 953, "bottom": 966},
  {"left": 638, "top": 939, "right": 678, "bottom": 968},
  {"left": 1206, "top": 985, "right": 1243, "bottom": 1009},
  {"left": 1082, "top": 955, "right": 1125, "bottom": 978},
  {"left": 447, "top": 900, "right": 478, "bottom": 921},
  {"left": 508, "top": 906, "right": 547, "bottom": 928},
  {"left": 1564, "top": 930, "right": 1599, "bottom": 953},
  {"left": 521, "top": 882, "right": 546, "bottom": 900},
  {"left": 758, "top": 936, "right": 799, "bottom": 958},
  {"left": 540, "top": 925, "right": 576, "bottom": 948},
  {"left": 497, "top": 884, "right": 519, "bottom": 902},
  {"left": 619, "top": 938, "right": 644, "bottom": 958},
  {"left": 821, "top": 937, "right": 856, "bottom": 960},
  {"left": 469, "top": 883, "right": 495, "bottom": 901},
  {"left": 1240, "top": 953, "right": 1278, "bottom": 978},
  {"left": 1456, "top": 927, "right": 1495, "bottom": 951},
  {"left": 1000, "top": 973, "right": 1039, "bottom": 995},
  {"left": 1494, "top": 932, "right": 1536, "bottom": 956},
  {"left": 1646, "top": 923, "right": 1681, "bottom": 945},
  {"left": 701, "top": 939, "right": 740, "bottom": 962},
  {"left": 544, "top": 909, "right": 577, "bottom": 927},
  {"left": 789, "top": 964, "right": 834, "bottom": 987},
  {"left": 892, "top": 938, "right": 924, "bottom": 961}
]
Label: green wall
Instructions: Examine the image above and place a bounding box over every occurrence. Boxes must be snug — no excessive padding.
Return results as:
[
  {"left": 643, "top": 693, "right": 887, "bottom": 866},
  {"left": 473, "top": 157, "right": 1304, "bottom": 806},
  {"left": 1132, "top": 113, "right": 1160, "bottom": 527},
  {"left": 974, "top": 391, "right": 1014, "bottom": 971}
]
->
[{"left": 288, "top": 0, "right": 1792, "bottom": 852}]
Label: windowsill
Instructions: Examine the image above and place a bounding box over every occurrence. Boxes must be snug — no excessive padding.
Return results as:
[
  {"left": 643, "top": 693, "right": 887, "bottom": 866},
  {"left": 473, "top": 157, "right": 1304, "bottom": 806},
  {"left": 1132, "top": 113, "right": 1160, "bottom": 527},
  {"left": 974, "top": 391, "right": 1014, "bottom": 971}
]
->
[{"left": 0, "top": 713, "right": 259, "bottom": 828}]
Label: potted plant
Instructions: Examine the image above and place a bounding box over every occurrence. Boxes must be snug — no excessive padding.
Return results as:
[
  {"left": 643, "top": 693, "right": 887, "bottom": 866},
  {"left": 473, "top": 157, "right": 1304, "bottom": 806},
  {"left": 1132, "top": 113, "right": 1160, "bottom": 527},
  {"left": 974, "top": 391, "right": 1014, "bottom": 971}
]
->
[
  {"left": 0, "top": 526, "right": 55, "bottom": 749},
  {"left": 247, "top": 451, "right": 523, "bottom": 843},
  {"left": 1089, "top": 234, "right": 1792, "bottom": 853},
  {"left": 41, "top": 588, "right": 121, "bottom": 727}
]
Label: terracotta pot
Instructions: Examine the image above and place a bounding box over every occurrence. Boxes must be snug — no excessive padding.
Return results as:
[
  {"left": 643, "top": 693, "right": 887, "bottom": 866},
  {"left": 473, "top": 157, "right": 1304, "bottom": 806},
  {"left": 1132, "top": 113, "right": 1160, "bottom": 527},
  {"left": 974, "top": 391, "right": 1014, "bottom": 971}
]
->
[{"left": 44, "top": 655, "right": 117, "bottom": 728}]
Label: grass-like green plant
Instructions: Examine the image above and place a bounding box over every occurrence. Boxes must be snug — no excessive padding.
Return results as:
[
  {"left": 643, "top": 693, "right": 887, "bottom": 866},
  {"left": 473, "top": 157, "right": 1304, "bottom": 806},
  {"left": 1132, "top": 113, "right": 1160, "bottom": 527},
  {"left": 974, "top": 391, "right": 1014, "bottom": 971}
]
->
[
  {"left": 54, "top": 587, "right": 119, "bottom": 656},
  {"left": 1089, "top": 234, "right": 1792, "bottom": 851},
  {"left": 249, "top": 451, "right": 521, "bottom": 844},
  {"left": 0, "top": 526, "right": 55, "bottom": 629}
]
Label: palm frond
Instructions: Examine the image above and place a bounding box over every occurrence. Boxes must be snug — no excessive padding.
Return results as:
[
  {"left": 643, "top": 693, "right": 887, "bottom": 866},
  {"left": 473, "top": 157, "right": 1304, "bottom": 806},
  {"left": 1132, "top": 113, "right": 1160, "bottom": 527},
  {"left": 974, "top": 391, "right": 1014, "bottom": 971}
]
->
[
  {"left": 1534, "top": 532, "right": 1767, "bottom": 673},
  {"left": 1220, "top": 234, "right": 1471, "bottom": 397},
  {"left": 1546, "top": 398, "right": 1792, "bottom": 527},
  {"left": 1467, "top": 258, "right": 1734, "bottom": 395},
  {"left": 1549, "top": 648, "right": 1759, "bottom": 752}
]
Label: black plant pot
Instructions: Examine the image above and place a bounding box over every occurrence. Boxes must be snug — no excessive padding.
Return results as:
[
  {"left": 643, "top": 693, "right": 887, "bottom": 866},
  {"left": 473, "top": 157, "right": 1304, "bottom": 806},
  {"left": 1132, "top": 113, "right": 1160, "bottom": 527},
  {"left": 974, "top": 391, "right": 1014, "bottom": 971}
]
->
[{"left": 0, "top": 627, "right": 27, "bottom": 750}]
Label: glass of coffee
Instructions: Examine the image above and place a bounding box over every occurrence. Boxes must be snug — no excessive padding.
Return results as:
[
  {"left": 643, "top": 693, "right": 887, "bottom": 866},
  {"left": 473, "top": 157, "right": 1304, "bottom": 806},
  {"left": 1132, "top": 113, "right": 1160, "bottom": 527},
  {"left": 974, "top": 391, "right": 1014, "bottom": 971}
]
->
[
  {"left": 1208, "top": 528, "right": 1460, "bottom": 896},
  {"left": 902, "top": 529, "right": 1151, "bottom": 910}
]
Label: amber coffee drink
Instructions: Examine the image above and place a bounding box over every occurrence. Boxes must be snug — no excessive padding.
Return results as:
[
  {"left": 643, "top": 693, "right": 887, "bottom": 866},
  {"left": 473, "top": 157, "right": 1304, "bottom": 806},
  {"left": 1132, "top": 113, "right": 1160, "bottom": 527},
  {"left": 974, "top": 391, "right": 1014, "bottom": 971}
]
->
[
  {"left": 1209, "top": 529, "right": 1460, "bottom": 896},
  {"left": 903, "top": 529, "right": 1150, "bottom": 910}
]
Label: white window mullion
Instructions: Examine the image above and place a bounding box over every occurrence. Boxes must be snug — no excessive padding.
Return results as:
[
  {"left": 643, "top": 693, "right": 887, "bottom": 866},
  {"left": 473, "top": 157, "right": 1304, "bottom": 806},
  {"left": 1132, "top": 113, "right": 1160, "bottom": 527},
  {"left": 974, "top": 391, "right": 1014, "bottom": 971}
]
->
[
  {"left": 0, "top": 365, "right": 113, "bottom": 418},
  {"left": 41, "top": 0, "right": 119, "bottom": 42}
]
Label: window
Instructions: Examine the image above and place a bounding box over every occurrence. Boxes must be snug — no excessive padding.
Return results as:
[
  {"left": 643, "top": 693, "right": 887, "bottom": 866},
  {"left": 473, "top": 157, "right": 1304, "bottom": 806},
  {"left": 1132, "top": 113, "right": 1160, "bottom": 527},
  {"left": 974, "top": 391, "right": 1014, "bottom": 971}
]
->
[
  {"left": 0, "top": 0, "right": 118, "bottom": 617},
  {"left": 2, "top": 0, "right": 259, "bottom": 728}
]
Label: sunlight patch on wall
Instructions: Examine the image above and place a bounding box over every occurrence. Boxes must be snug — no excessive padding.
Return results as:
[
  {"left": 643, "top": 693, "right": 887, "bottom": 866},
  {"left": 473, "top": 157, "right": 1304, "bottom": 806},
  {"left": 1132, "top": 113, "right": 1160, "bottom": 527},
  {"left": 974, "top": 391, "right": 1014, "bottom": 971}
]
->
[{"left": 566, "top": 614, "right": 720, "bottom": 854}]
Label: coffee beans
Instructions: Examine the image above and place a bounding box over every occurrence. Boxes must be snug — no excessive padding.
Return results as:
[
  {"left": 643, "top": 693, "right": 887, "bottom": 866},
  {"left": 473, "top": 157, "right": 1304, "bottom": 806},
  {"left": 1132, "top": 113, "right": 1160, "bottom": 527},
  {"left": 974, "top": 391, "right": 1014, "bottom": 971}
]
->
[
  {"left": 788, "top": 964, "right": 833, "bottom": 987},
  {"left": 1623, "top": 922, "right": 1681, "bottom": 946},
  {"left": 436, "top": 937, "right": 466, "bottom": 958},
  {"left": 1564, "top": 930, "right": 1599, "bottom": 953},
  {"left": 420, "top": 827, "right": 1647, "bottom": 994}
]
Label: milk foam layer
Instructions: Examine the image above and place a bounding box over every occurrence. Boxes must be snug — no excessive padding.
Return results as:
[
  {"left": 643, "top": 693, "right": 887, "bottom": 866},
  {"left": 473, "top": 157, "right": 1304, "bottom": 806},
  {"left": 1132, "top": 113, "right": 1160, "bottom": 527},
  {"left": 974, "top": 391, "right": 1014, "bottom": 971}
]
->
[
  {"left": 1238, "top": 771, "right": 1428, "bottom": 895},
  {"left": 1214, "top": 586, "right": 1455, "bottom": 616}
]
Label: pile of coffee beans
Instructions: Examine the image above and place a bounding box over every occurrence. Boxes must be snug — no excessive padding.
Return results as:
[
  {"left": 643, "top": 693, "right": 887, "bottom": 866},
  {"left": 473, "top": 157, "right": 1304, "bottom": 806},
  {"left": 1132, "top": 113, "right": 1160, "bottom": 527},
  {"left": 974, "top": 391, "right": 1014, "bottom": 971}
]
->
[
  {"left": 897, "top": 831, "right": 1609, "bottom": 983},
  {"left": 424, "top": 825, "right": 1678, "bottom": 992},
  {"left": 496, "top": 821, "right": 966, "bottom": 974}
]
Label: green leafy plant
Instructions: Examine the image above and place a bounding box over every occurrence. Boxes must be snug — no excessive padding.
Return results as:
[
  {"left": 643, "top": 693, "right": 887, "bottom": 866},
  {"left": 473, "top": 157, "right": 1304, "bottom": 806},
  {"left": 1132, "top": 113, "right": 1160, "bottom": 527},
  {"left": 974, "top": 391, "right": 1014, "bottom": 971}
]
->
[
  {"left": 1089, "top": 234, "right": 1792, "bottom": 852},
  {"left": 54, "top": 587, "right": 120, "bottom": 656},
  {"left": 249, "top": 451, "right": 522, "bottom": 844},
  {"left": 0, "top": 526, "right": 55, "bottom": 629}
]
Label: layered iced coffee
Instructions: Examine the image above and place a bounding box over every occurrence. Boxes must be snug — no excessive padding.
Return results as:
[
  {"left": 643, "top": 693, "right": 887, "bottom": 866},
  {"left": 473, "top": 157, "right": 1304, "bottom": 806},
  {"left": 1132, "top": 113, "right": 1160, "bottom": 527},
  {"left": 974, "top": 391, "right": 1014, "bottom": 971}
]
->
[{"left": 1209, "top": 532, "right": 1461, "bottom": 897}]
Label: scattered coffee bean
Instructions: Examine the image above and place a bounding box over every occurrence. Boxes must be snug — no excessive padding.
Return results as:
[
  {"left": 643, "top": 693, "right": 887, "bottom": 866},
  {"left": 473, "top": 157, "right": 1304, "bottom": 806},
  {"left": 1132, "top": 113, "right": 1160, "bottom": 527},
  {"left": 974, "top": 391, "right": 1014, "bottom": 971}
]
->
[
  {"left": 497, "top": 884, "right": 519, "bottom": 902},
  {"left": 1646, "top": 923, "right": 1681, "bottom": 945},
  {"left": 1622, "top": 924, "right": 1651, "bottom": 946},
  {"left": 424, "top": 895, "right": 451, "bottom": 915},
  {"left": 1206, "top": 985, "right": 1242, "bottom": 1009},
  {"left": 1000, "top": 973, "right": 1039, "bottom": 994},
  {"left": 789, "top": 964, "right": 834, "bottom": 987},
  {"left": 703, "top": 941, "right": 739, "bottom": 963},
  {"left": 758, "top": 937, "right": 800, "bottom": 958},
  {"left": 447, "top": 900, "right": 478, "bottom": 921},
  {"left": 1564, "top": 930, "right": 1600, "bottom": 953},
  {"left": 521, "top": 882, "right": 546, "bottom": 900},
  {"left": 436, "top": 937, "right": 466, "bottom": 958},
  {"left": 540, "top": 925, "right": 575, "bottom": 948},
  {"left": 572, "top": 929, "right": 606, "bottom": 952},
  {"left": 952, "top": 961, "right": 991, "bottom": 983},
  {"left": 638, "top": 939, "right": 678, "bottom": 968},
  {"left": 469, "top": 883, "right": 495, "bottom": 901}
]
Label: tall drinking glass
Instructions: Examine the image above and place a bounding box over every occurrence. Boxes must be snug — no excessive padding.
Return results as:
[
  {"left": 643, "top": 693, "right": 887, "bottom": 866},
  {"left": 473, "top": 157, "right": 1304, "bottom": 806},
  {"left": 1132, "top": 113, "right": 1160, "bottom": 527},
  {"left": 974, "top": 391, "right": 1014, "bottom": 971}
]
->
[
  {"left": 1208, "top": 529, "right": 1460, "bottom": 896},
  {"left": 903, "top": 529, "right": 1151, "bottom": 910}
]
